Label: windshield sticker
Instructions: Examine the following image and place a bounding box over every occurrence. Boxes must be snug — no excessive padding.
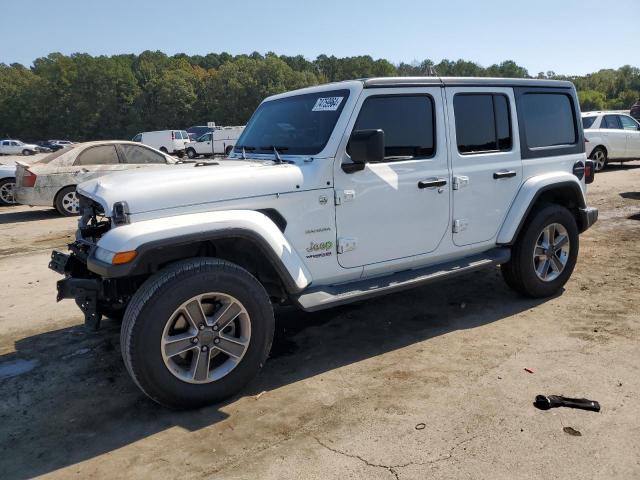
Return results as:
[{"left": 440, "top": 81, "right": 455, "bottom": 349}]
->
[{"left": 312, "top": 97, "right": 344, "bottom": 112}]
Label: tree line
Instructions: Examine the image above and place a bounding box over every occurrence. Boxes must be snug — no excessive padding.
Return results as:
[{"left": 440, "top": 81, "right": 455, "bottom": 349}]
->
[{"left": 0, "top": 51, "right": 638, "bottom": 141}]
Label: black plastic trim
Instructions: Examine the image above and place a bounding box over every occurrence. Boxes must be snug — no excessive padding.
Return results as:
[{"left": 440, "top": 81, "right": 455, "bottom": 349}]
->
[{"left": 86, "top": 228, "right": 304, "bottom": 294}]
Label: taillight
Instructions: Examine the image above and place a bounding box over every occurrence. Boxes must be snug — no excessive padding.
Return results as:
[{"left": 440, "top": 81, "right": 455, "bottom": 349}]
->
[
  {"left": 584, "top": 160, "right": 595, "bottom": 184},
  {"left": 21, "top": 169, "right": 37, "bottom": 187}
]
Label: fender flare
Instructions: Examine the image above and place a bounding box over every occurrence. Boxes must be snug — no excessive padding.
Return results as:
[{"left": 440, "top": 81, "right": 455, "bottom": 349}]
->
[
  {"left": 497, "top": 173, "right": 586, "bottom": 245},
  {"left": 87, "top": 210, "right": 312, "bottom": 293}
]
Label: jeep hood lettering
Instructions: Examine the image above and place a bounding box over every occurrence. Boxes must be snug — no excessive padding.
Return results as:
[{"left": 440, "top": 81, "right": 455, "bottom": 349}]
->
[{"left": 78, "top": 160, "right": 304, "bottom": 216}]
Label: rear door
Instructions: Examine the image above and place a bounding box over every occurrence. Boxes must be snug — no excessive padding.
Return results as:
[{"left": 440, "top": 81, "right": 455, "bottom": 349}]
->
[
  {"left": 71, "top": 144, "right": 127, "bottom": 183},
  {"left": 600, "top": 115, "right": 627, "bottom": 158},
  {"left": 619, "top": 115, "right": 640, "bottom": 157},
  {"left": 445, "top": 87, "right": 521, "bottom": 246},
  {"left": 118, "top": 144, "right": 170, "bottom": 167}
]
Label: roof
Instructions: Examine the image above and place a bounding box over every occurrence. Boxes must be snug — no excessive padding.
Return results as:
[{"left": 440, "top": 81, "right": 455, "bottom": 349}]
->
[{"left": 361, "top": 77, "right": 574, "bottom": 89}]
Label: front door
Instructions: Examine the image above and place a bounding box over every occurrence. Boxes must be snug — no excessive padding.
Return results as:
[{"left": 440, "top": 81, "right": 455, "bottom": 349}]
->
[
  {"left": 619, "top": 115, "right": 640, "bottom": 158},
  {"left": 445, "top": 87, "right": 522, "bottom": 246},
  {"left": 334, "top": 88, "right": 450, "bottom": 269}
]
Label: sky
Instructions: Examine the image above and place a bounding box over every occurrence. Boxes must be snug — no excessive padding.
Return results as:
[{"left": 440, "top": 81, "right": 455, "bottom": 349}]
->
[{"left": 0, "top": 0, "right": 636, "bottom": 75}]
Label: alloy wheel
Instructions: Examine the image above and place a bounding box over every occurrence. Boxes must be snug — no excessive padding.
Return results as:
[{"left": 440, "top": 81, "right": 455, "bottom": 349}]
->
[
  {"left": 160, "top": 293, "right": 251, "bottom": 384},
  {"left": 0, "top": 181, "right": 15, "bottom": 204},
  {"left": 592, "top": 150, "right": 606, "bottom": 171},
  {"left": 532, "top": 223, "right": 570, "bottom": 282},
  {"left": 61, "top": 191, "right": 79, "bottom": 214}
]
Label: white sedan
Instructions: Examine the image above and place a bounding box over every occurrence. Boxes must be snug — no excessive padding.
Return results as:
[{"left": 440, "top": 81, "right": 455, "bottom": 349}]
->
[
  {"left": 582, "top": 112, "right": 640, "bottom": 171},
  {"left": 0, "top": 139, "right": 40, "bottom": 156},
  {"left": 14, "top": 141, "right": 177, "bottom": 216}
]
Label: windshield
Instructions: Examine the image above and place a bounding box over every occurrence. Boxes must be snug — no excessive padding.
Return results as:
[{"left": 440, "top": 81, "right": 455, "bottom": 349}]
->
[{"left": 235, "top": 89, "right": 350, "bottom": 156}]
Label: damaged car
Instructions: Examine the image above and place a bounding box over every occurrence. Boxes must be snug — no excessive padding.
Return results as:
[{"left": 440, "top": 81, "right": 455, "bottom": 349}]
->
[{"left": 15, "top": 141, "right": 177, "bottom": 216}]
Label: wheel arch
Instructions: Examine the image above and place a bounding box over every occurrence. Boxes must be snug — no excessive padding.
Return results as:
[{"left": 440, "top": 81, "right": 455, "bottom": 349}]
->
[
  {"left": 88, "top": 210, "right": 312, "bottom": 298},
  {"left": 497, "top": 175, "right": 587, "bottom": 245}
]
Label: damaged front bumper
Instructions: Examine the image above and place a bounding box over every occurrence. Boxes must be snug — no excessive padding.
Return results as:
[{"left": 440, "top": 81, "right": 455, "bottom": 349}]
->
[{"left": 49, "top": 249, "right": 103, "bottom": 330}]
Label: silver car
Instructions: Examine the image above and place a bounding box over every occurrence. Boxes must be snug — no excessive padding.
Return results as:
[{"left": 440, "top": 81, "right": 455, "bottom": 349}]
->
[
  {"left": 0, "top": 163, "right": 17, "bottom": 206},
  {"left": 15, "top": 141, "right": 177, "bottom": 216}
]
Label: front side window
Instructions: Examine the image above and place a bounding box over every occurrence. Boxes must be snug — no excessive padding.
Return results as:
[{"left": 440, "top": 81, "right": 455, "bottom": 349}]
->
[
  {"left": 619, "top": 115, "right": 639, "bottom": 131},
  {"left": 120, "top": 144, "right": 167, "bottom": 164},
  {"left": 74, "top": 145, "right": 120, "bottom": 166},
  {"left": 521, "top": 93, "right": 577, "bottom": 148},
  {"left": 454, "top": 94, "right": 512, "bottom": 154},
  {"left": 235, "top": 89, "right": 350, "bottom": 155},
  {"left": 601, "top": 115, "right": 622, "bottom": 130},
  {"left": 351, "top": 95, "right": 435, "bottom": 160},
  {"left": 582, "top": 117, "right": 597, "bottom": 129},
  {"left": 198, "top": 133, "right": 212, "bottom": 142}
]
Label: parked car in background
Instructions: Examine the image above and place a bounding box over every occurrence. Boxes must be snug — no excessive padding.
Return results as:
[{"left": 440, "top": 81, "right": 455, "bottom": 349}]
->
[
  {"left": 0, "top": 162, "right": 16, "bottom": 206},
  {"left": 631, "top": 99, "right": 640, "bottom": 121},
  {"left": 186, "top": 125, "right": 213, "bottom": 141},
  {"left": 15, "top": 141, "right": 177, "bottom": 216},
  {"left": 0, "top": 139, "right": 40, "bottom": 156},
  {"left": 185, "top": 126, "right": 245, "bottom": 158},
  {"left": 582, "top": 111, "right": 640, "bottom": 171},
  {"left": 132, "top": 130, "right": 189, "bottom": 157}
]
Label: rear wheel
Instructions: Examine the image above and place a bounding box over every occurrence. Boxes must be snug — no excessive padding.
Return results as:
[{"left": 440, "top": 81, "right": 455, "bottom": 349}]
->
[
  {"left": 186, "top": 148, "right": 197, "bottom": 159},
  {"left": 590, "top": 147, "right": 608, "bottom": 172},
  {"left": 225, "top": 145, "right": 233, "bottom": 156},
  {"left": 0, "top": 178, "right": 16, "bottom": 206},
  {"left": 501, "top": 204, "right": 578, "bottom": 298},
  {"left": 54, "top": 186, "right": 80, "bottom": 216},
  {"left": 121, "top": 258, "right": 274, "bottom": 409},
  {"left": 159, "top": 147, "right": 168, "bottom": 154},
  {"left": 22, "top": 149, "right": 33, "bottom": 156}
]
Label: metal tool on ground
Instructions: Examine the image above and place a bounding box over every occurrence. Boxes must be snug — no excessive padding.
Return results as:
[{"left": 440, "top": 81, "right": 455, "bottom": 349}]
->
[{"left": 534, "top": 395, "right": 601, "bottom": 412}]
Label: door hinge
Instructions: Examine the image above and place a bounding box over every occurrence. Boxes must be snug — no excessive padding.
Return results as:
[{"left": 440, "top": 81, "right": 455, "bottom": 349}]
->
[
  {"left": 452, "top": 219, "right": 469, "bottom": 233},
  {"left": 337, "top": 237, "right": 357, "bottom": 254},
  {"left": 334, "top": 189, "right": 355, "bottom": 205},
  {"left": 452, "top": 176, "right": 470, "bottom": 190}
]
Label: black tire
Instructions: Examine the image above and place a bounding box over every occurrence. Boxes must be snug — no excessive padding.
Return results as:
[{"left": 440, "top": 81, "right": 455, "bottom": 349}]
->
[
  {"left": 0, "top": 178, "right": 16, "bottom": 206},
  {"left": 159, "top": 147, "right": 168, "bottom": 153},
  {"left": 225, "top": 145, "right": 233, "bottom": 156},
  {"left": 22, "top": 149, "right": 33, "bottom": 156},
  {"left": 54, "top": 186, "right": 80, "bottom": 216},
  {"left": 121, "top": 258, "right": 275, "bottom": 409},
  {"left": 186, "top": 147, "right": 197, "bottom": 159},
  {"left": 589, "top": 147, "right": 608, "bottom": 172},
  {"left": 501, "top": 204, "right": 579, "bottom": 298}
]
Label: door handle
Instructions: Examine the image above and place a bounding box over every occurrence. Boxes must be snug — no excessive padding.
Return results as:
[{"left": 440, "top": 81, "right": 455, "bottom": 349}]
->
[
  {"left": 418, "top": 178, "right": 447, "bottom": 189},
  {"left": 493, "top": 170, "right": 517, "bottom": 179}
]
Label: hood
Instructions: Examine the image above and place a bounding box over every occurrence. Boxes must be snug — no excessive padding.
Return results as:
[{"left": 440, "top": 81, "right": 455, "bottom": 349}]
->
[{"left": 78, "top": 159, "right": 304, "bottom": 217}]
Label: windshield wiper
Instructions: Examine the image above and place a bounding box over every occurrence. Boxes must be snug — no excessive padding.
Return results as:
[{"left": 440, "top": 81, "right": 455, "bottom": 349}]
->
[
  {"left": 234, "top": 145, "right": 256, "bottom": 160},
  {"left": 259, "top": 145, "right": 289, "bottom": 164}
]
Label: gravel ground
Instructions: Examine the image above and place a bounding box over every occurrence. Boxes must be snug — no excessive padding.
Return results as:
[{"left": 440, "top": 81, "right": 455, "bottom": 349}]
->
[{"left": 0, "top": 162, "right": 639, "bottom": 479}]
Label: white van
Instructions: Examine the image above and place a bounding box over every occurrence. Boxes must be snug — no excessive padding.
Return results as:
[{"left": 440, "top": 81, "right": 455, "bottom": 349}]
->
[
  {"left": 185, "top": 126, "right": 245, "bottom": 158},
  {"left": 132, "top": 130, "right": 189, "bottom": 156}
]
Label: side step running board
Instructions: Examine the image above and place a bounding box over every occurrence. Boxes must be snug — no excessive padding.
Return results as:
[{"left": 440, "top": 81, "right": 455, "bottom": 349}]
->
[{"left": 294, "top": 247, "right": 510, "bottom": 312}]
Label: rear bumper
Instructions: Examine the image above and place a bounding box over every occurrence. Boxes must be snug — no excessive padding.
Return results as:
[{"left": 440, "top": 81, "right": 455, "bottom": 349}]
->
[
  {"left": 579, "top": 206, "right": 598, "bottom": 232},
  {"left": 15, "top": 186, "right": 55, "bottom": 207}
]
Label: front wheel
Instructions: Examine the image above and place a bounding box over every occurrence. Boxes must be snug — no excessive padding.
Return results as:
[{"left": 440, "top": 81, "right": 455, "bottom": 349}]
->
[
  {"left": 186, "top": 148, "right": 197, "bottom": 159},
  {"left": 22, "top": 149, "right": 34, "bottom": 156},
  {"left": 121, "top": 258, "right": 275, "bottom": 409},
  {"left": 501, "top": 204, "right": 579, "bottom": 298}
]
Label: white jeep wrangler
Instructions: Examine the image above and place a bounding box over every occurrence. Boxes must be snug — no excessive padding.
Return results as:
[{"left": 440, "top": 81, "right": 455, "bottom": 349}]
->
[{"left": 50, "top": 77, "right": 597, "bottom": 409}]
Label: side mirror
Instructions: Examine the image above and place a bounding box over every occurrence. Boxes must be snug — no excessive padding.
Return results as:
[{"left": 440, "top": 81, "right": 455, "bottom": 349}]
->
[{"left": 344, "top": 129, "right": 384, "bottom": 173}]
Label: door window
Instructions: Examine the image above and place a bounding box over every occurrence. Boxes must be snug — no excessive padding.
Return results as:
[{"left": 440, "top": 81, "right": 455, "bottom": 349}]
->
[
  {"left": 351, "top": 95, "right": 435, "bottom": 160},
  {"left": 453, "top": 94, "right": 512, "bottom": 154},
  {"left": 132, "top": 133, "right": 142, "bottom": 142},
  {"left": 120, "top": 144, "right": 167, "bottom": 164},
  {"left": 74, "top": 145, "right": 120, "bottom": 165},
  {"left": 619, "top": 115, "right": 639, "bottom": 131},
  {"left": 520, "top": 93, "right": 577, "bottom": 147},
  {"left": 582, "top": 117, "right": 597, "bottom": 129},
  {"left": 198, "top": 133, "right": 212, "bottom": 142},
  {"left": 601, "top": 115, "right": 623, "bottom": 130}
]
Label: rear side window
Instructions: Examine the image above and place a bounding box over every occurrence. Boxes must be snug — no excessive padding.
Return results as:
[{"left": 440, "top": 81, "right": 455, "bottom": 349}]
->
[
  {"left": 601, "top": 115, "right": 622, "bottom": 129},
  {"left": 582, "top": 117, "right": 597, "bottom": 129},
  {"left": 74, "top": 145, "right": 120, "bottom": 166},
  {"left": 173, "top": 131, "right": 182, "bottom": 139},
  {"left": 132, "top": 133, "right": 142, "bottom": 142},
  {"left": 352, "top": 95, "right": 435, "bottom": 160},
  {"left": 119, "top": 144, "right": 167, "bottom": 164},
  {"left": 453, "top": 94, "right": 512, "bottom": 154},
  {"left": 520, "top": 93, "right": 577, "bottom": 148}
]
